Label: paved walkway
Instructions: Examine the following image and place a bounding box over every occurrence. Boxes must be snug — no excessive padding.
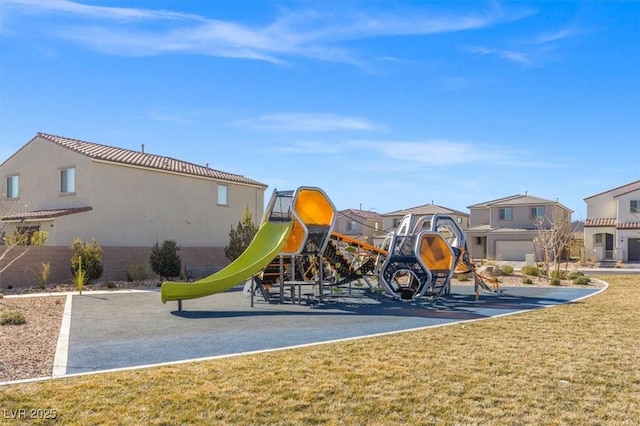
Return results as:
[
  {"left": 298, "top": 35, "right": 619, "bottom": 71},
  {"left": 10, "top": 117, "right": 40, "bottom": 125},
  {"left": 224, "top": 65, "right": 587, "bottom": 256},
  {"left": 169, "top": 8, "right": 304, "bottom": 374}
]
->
[{"left": 58, "top": 284, "right": 605, "bottom": 377}]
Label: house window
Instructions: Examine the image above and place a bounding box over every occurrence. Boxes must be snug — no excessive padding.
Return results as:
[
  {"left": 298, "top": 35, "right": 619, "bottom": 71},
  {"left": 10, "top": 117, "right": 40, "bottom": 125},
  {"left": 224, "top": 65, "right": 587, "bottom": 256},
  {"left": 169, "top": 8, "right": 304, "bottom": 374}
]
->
[
  {"left": 531, "top": 206, "right": 544, "bottom": 219},
  {"left": 631, "top": 200, "right": 640, "bottom": 214},
  {"left": 594, "top": 234, "right": 602, "bottom": 244},
  {"left": 217, "top": 184, "right": 228, "bottom": 205},
  {"left": 374, "top": 222, "right": 379, "bottom": 231},
  {"left": 499, "top": 207, "right": 512, "bottom": 220},
  {"left": 347, "top": 220, "right": 356, "bottom": 231},
  {"left": 61, "top": 168, "right": 75, "bottom": 194},
  {"left": 6, "top": 175, "right": 19, "bottom": 199},
  {"left": 456, "top": 217, "right": 462, "bottom": 224},
  {"left": 393, "top": 218, "right": 401, "bottom": 227}
]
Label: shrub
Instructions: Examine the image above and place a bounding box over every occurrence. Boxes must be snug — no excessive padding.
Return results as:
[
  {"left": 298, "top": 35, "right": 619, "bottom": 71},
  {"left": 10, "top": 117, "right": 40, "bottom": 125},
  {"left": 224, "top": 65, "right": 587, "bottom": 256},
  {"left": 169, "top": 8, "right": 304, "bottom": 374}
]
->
[
  {"left": 225, "top": 206, "right": 258, "bottom": 261},
  {"left": 550, "top": 277, "right": 562, "bottom": 286},
  {"left": 73, "top": 257, "right": 85, "bottom": 295},
  {"left": 105, "top": 281, "right": 116, "bottom": 289},
  {"left": 150, "top": 240, "right": 182, "bottom": 281},
  {"left": 550, "top": 270, "right": 568, "bottom": 280},
  {"left": 1, "top": 309, "right": 26, "bottom": 325},
  {"left": 521, "top": 277, "right": 533, "bottom": 285},
  {"left": 499, "top": 265, "right": 514, "bottom": 276},
  {"left": 573, "top": 276, "right": 591, "bottom": 285},
  {"left": 458, "top": 274, "right": 470, "bottom": 282},
  {"left": 568, "top": 270, "right": 584, "bottom": 280},
  {"left": 127, "top": 263, "right": 151, "bottom": 283},
  {"left": 40, "top": 262, "right": 50, "bottom": 289},
  {"left": 521, "top": 265, "right": 539, "bottom": 276},
  {"left": 71, "top": 238, "right": 103, "bottom": 283}
]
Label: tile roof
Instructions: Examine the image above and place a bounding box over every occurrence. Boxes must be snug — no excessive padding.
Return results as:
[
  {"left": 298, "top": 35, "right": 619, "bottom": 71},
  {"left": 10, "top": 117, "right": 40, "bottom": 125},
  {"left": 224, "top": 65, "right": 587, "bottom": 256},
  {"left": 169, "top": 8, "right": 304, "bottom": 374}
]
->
[
  {"left": 585, "top": 218, "right": 616, "bottom": 227},
  {"left": 584, "top": 179, "right": 640, "bottom": 200},
  {"left": 34, "top": 133, "right": 267, "bottom": 187},
  {"left": 489, "top": 194, "right": 558, "bottom": 206},
  {"left": 2, "top": 207, "right": 93, "bottom": 221},
  {"left": 467, "top": 194, "right": 522, "bottom": 208},
  {"left": 383, "top": 203, "right": 469, "bottom": 217},
  {"left": 468, "top": 193, "right": 572, "bottom": 212},
  {"left": 338, "top": 209, "right": 382, "bottom": 220},
  {"left": 618, "top": 221, "right": 640, "bottom": 229},
  {"left": 584, "top": 218, "right": 640, "bottom": 229}
]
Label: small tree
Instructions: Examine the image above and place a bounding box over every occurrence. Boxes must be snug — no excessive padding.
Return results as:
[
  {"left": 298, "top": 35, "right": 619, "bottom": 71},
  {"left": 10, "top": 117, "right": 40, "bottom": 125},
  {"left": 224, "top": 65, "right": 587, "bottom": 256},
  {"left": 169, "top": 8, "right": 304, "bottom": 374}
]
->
[
  {"left": 71, "top": 238, "right": 104, "bottom": 283},
  {"left": 533, "top": 211, "right": 575, "bottom": 281},
  {"left": 1, "top": 196, "right": 48, "bottom": 276},
  {"left": 225, "top": 205, "right": 259, "bottom": 261},
  {"left": 150, "top": 240, "right": 182, "bottom": 281}
]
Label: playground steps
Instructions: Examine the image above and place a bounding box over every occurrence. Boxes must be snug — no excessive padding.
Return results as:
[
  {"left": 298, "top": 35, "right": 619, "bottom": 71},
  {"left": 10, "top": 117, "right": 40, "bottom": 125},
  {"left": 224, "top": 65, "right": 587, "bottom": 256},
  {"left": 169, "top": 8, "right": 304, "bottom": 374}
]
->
[
  {"left": 422, "top": 271, "right": 451, "bottom": 298},
  {"left": 323, "top": 240, "right": 377, "bottom": 286}
]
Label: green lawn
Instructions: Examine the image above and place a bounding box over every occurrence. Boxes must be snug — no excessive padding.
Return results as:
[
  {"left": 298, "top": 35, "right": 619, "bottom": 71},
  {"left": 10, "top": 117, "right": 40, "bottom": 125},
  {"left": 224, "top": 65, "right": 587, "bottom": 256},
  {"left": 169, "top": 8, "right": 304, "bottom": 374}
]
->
[{"left": 2, "top": 275, "right": 638, "bottom": 425}]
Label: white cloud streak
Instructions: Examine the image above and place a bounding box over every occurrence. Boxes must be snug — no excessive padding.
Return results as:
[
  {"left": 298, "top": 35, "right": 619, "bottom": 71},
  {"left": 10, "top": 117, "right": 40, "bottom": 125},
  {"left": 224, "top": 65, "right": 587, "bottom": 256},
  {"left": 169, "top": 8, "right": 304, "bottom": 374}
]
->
[
  {"left": 234, "top": 113, "right": 383, "bottom": 132},
  {"left": 465, "top": 45, "right": 532, "bottom": 65},
  {"left": 270, "top": 138, "right": 562, "bottom": 169},
  {"left": 1, "top": 0, "right": 533, "bottom": 64}
]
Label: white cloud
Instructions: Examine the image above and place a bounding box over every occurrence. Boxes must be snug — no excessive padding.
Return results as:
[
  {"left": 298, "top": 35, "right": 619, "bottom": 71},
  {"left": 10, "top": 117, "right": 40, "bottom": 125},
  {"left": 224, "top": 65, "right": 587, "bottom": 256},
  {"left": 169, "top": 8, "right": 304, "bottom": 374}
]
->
[
  {"left": 234, "top": 113, "right": 383, "bottom": 132},
  {"left": 272, "top": 141, "right": 344, "bottom": 155},
  {"left": 368, "top": 140, "right": 501, "bottom": 165},
  {"left": 347, "top": 139, "right": 564, "bottom": 168},
  {"left": 2, "top": 0, "right": 533, "bottom": 64},
  {"left": 533, "top": 27, "right": 580, "bottom": 45},
  {"left": 465, "top": 45, "right": 532, "bottom": 65}
]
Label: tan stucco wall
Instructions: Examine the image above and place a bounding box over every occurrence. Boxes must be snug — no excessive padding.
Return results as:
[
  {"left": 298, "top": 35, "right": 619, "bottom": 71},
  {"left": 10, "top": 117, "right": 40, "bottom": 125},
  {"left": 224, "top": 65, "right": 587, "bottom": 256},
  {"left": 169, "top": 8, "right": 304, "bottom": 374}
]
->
[
  {"left": 584, "top": 188, "right": 640, "bottom": 261},
  {"left": 1, "top": 136, "right": 93, "bottom": 210},
  {"left": 616, "top": 189, "right": 640, "bottom": 222},
  {"left": 469, "top": 208, "right": 489, "bottom": 227},
  {"left": 63, "top": 160, "right": 265, "bottom": 247},
  {"left": 0, "top": 245, "right": 229, "bottom": 288}
]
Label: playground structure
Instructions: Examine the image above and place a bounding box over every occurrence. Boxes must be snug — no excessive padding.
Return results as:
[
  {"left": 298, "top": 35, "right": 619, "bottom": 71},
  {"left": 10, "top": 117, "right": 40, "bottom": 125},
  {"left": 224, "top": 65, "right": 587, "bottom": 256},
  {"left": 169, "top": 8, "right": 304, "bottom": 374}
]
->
[{"left": 161, "top": 186, "right": 496, "bottom": 310}]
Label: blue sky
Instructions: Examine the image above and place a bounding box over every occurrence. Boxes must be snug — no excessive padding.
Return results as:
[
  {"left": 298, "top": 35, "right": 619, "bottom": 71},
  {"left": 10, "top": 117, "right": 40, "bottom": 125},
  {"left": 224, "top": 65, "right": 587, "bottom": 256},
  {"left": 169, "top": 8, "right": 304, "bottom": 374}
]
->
[{"left": 1, "top": 1, "right": 638, "bottom": 220}]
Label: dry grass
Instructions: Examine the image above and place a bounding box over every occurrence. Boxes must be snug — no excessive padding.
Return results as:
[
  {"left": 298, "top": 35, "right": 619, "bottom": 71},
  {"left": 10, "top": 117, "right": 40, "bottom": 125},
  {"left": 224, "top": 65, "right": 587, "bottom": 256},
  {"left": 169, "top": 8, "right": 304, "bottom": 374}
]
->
[{"left": 1, "top": 275, "right": 639, "bottom": 425}]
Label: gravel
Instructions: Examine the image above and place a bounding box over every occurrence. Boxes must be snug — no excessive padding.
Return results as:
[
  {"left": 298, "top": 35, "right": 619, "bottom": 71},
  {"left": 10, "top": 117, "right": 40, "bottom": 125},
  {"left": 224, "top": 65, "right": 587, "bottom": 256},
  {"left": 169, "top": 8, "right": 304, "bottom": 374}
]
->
[{"left": 0, "top": 295, "right": 66, "bottom": 382}]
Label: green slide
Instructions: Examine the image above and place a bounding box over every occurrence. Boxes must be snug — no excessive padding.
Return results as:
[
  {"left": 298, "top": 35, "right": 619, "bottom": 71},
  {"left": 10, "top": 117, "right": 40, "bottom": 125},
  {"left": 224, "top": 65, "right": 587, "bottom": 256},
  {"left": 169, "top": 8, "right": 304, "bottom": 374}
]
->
[{"left": 161, "top": 221, "right": 293, "bottom": 304}]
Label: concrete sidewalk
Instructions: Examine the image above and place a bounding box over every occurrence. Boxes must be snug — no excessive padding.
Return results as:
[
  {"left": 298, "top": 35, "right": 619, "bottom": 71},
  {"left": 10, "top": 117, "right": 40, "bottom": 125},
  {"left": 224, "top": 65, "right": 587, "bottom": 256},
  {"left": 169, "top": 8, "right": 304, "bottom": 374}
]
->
[{"left": 489, "top": 261, "right": 640, "bottom": 275}]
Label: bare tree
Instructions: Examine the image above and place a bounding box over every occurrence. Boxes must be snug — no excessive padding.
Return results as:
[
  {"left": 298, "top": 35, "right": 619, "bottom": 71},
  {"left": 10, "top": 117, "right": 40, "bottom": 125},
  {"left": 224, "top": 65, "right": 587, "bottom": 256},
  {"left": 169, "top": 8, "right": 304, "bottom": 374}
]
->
[
  {"left": 0, "top": 196, "right": 48, "bottom": 277},
  {"left": 532, "top": 211, "right": 575, "bottom": 280}
]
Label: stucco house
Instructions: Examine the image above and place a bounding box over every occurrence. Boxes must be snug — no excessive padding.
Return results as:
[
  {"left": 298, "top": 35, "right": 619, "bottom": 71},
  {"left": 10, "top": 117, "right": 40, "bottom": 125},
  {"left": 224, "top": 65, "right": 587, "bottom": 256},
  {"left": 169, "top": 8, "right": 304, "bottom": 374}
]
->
[
  {"left": 1, "top": 132, "right": 267, "bottom": 286},
  {"left": 334, "top": 209, "right": 384, "bottom": 242},
  {"left": 466, "top": 194, "right": 572, "bottom": 261},
  {"left": 583, "top": 180, "right": 640, "bottom": 263},
  {"left": 382, "top": 203, "right": 469, "bottom": 234}
]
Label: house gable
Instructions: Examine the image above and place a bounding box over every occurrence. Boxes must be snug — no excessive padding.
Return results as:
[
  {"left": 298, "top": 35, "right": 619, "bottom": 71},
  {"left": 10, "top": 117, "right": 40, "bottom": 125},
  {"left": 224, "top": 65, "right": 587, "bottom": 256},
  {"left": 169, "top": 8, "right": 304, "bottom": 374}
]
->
[
  {"left": 32, "top": 133, "right": 267, "bottom": 188},
  {"left": 336, "top": 209, "right": 383, "bottom": 238},
  {"left": 583, "top": 180, "right": 640, "bottom": 262},
  {"left": 467, "top": 193, "right": 572, "bottom": 261},
  {"left": 382, "top": 203, "right": 469, "bottom": 232},
  {"left": 1, "top": 133, "right": 267, "bottom": 248}
]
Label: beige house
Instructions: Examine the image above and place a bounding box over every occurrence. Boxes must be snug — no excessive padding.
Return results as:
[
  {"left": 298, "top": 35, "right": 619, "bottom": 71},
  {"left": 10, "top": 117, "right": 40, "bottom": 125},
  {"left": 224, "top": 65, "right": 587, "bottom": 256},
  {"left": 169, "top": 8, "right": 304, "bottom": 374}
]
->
[
  {"left": 466, "top": 194, "right": 572, "bottom": 261},
  {"left": 1, "top": 132, "right": 267, "bottom": 285},
  {"left": 583, "top": 180, "right": 640, "bottom": 263},
  {"left": 334, "top": 209, "right": 384, "bottom": 242},
  {"left": 382, "top": 203, "right": 469, "bottom": 233}
]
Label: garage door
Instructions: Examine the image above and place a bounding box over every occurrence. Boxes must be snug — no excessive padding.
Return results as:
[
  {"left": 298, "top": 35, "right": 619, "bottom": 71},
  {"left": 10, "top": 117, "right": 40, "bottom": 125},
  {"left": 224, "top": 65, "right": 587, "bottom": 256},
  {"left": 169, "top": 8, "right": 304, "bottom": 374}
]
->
[
  {"left": 629, "top": 238, "right": 640, "bottom": 262},
  {"left": 495, "top": 240, "right": 534, "bottom": 261}
]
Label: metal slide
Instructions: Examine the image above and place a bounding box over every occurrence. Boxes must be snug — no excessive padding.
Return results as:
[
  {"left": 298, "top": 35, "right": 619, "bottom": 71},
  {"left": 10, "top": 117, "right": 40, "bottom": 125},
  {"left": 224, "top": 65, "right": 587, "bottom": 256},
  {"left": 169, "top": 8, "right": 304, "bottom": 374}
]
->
[{"left": 161, "top": 221, "right": 293, "bottom": 304}]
